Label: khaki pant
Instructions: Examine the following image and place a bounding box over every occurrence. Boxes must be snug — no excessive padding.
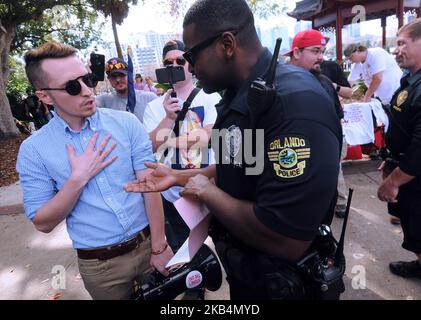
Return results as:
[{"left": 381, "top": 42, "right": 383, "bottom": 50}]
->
[{"left": 77, "top": 236, "right": 152, "bottom": 300}]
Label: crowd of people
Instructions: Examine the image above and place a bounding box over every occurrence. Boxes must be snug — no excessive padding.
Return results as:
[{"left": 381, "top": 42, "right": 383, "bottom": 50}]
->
[{"left": 13, "top": 0, "right": 421, "bottom": 300}]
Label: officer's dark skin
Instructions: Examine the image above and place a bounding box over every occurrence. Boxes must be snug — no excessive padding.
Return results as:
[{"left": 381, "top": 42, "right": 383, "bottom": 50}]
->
[{"left": 126, "top": 22, "right": 312, "bottom": 263}]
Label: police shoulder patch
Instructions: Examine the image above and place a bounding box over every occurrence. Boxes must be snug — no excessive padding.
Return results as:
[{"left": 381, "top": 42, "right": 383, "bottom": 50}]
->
[{"left": 267, "top": 135, "right": 310, "bottom": 179}]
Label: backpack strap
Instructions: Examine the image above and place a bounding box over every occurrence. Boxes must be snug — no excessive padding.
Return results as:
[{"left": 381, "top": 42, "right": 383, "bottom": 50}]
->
[{"left": 173, "top": 87, "right": 201, "bottom": 137}]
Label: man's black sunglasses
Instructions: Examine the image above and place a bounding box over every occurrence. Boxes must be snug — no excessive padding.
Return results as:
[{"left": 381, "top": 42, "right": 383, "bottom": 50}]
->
[
  {"left": 41, "top": 73, "right": 98, "bottom": 96},
  {"left": 163, "top": 56, "right": 186, "bottom": 67},
  {"left": 183, "top": 30, "right": 238, "bottom": 66}
]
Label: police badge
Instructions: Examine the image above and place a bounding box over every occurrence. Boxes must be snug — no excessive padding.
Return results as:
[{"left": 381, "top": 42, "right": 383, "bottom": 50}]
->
[
  {"left": 225, "top": 125, "right": 242, "bottom": 158},
  {"left": 397, "top": 90, "right": 408, "bottom": 107}
]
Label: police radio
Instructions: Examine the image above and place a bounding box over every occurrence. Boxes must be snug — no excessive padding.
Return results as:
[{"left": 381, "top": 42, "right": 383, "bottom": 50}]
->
[
  {"left": 248, "top": 38, "right": 282, "bottom": 123},
  {"left": 131, "top": 244, "right": 222, "bottom": 300},
  {"left": 297, "top": 189, "right": 353, "bottom": 300}
]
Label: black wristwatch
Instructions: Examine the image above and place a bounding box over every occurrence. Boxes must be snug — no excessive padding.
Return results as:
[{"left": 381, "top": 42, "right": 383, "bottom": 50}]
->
[{"left": 336, "top": 85, "right": 341, "bottom": 93}]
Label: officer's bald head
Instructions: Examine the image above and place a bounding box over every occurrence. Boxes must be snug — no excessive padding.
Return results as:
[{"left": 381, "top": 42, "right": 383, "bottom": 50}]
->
[{"left": 183, "top": 0, "right": 258, "bottom": 47}]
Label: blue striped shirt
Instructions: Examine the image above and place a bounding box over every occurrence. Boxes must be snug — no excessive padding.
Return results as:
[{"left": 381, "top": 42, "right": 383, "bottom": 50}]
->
[{"left": 16, "top": 108, "right": 155, "bottom": 249}]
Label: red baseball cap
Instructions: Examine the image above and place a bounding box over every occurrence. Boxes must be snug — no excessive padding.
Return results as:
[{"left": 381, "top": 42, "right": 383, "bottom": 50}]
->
[{"left": 283, "top": 29, "right": 330, "bottom": 56}]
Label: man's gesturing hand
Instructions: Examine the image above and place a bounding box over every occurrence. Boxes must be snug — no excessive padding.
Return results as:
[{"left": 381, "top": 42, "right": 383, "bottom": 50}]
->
[{"left": 67, "top": 132, "right": 117, "bottom": 186}]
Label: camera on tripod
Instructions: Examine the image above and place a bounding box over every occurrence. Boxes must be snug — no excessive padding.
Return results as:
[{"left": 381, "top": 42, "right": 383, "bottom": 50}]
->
[{"left": 131, "top": 244, "right": 222, "bottom": 300}]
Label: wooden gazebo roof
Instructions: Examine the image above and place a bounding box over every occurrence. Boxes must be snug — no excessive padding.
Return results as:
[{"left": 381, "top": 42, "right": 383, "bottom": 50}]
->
[{"left": 288, "top": 0, "right": 421, "bottom": 60}]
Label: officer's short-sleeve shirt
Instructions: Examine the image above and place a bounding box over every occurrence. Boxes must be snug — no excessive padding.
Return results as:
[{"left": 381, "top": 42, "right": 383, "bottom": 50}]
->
[
  {"left": 386, "top": 70, "right": 421, "bottom": 188},
  {"left": 212, "top": 50, "right": 341, "bottom": 241}
]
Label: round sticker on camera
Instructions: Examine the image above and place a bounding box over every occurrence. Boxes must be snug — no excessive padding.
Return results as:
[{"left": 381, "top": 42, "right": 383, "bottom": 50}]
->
[{"left": 186, "top": 270, "right": 203, "bottom": 289}]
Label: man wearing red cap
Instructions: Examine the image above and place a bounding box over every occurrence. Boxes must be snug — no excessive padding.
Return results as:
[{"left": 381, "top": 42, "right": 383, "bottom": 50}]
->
[
  {"left": 286, "top": 29, "right": 352, "bottom": 99},
  {"left": 287, "top": 29, "right": 351, "bottom": 219}
]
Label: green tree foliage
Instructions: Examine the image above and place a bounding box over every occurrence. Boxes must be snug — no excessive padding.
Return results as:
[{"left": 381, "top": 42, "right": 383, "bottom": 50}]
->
[
  {"left": 247, "top": 0, "right": 287, "bottom": 19},
  {"left": 6, "top": 57, "right": 30, "bottom": 112},
  {"left": 89, "top": 0, "right": 139, "bottom": 59},
  {"left": 157, "top": 0, "right": 287, "bottom": 20},
  {"left": 10, "top": 4, "right": 102, "bottom": 55},
  {"left": 0, "top": 1, "right": 102, "bottom": 137}
]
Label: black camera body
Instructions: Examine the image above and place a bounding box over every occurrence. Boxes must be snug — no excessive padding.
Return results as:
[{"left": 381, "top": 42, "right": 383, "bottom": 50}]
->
[
  {"left": 155, "top": 65, "right": 185, "bottom": 86},
  {"left": 90, "top": 53, "right": 105, "bottom": 81},
  {"left": 155, "top": 65, "right": 185, "bottom": 98},
  {"left": 132, "top": 244, "right": 222, "bottom": 300}
]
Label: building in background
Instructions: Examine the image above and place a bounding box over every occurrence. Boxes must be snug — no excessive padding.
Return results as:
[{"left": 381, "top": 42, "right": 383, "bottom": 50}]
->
[{"left": 98, "top": 31, "right": 180, "bottom": 81}]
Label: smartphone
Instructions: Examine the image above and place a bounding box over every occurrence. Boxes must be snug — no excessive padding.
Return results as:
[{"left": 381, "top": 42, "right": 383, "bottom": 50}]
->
[
  {"left": 90, "top": 53, "right": 105, "bottom": 81},
  {"left": 155, "top": 66, "right": 185, "bottom": 85}
]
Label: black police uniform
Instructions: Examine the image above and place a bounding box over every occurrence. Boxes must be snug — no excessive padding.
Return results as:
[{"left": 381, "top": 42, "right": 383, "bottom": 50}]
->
[
  {"left": 385, "top": 69, "right": 421, "bottom": 254},
  {"left": 210, "top": 49, "right": 342, "bottom": 299}
]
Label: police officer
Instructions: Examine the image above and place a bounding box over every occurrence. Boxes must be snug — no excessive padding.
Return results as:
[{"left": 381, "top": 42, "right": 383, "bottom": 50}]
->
[
  {"left": 125, "top": 0, "right": 342, "bottom": 299},
  {"left": 378, "top": 18, "right": 421, "bottom": 279}
]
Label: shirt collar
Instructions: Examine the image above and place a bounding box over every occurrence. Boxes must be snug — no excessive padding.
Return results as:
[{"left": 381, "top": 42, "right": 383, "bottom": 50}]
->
[
  {"left": 406, "top": 68, "right": 421, "bottom": 86},
  {"left": 51, "top": 109, "right": 99, "bottom": 133},
  {"left": 222, "top": 48, "right": 273, "bottom": 115}
]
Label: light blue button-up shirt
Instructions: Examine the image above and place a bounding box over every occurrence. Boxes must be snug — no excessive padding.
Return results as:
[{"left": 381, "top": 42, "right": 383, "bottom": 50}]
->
[{"left": 16, "top": 108, "right": 155, "bottom": 249}]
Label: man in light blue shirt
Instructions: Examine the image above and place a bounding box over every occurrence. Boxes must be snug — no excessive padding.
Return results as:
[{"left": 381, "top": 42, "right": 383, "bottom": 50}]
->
[{"left": 17, "top": 42, "right": 172, "bottom": 300}]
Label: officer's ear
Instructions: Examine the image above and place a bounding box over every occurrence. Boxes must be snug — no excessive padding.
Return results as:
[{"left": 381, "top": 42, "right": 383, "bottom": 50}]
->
[{"left": 220, "top": 31, "right": 236, "bottom": 59}]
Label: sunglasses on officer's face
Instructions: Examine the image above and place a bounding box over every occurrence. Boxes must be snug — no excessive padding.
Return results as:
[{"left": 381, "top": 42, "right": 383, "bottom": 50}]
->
[
  {"left": 163, "top": 56, "right": 186, "bottom": 67},
  {"left": 183, "top": 30, "right": 239, "bottom": 66},
  {"left": 40, "top": 73, "right": 98, "bottom": 96}
]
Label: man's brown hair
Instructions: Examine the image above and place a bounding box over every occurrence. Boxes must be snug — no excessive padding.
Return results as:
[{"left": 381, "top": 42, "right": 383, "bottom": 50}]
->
[
  {"left": 397, "top": 17, "right": 421, "bottom": 41},
  {"left": 344, "top": 43, "right": 367, "bottom": 58},
  {"left": 24, "top": 42, "right": 77, "bottom": 89}
]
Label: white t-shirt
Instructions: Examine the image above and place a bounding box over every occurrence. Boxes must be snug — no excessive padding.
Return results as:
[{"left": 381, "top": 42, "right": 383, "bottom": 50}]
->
[
  {"left": 95, "top": 90, "right": 157, "bottom": 123},
  {"left": 143, "top": 89, "right": 220, "bottom": 202},
  {"left": 342, "top": 102, "right": 375, "bottom": 145},
  {"left": 348, "top": 47, "right": 402, "bottom": 104}
]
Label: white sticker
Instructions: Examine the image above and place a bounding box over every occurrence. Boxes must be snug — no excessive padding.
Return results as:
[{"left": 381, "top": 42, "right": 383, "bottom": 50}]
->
[{"left": 185, "top": 270, "right": 203, "bottom": 289}]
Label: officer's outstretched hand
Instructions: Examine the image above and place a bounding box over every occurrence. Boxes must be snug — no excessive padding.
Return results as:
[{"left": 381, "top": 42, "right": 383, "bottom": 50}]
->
[
  {"left": 124, "top": 162, "right": 177, "bottom": 193},
  {"left": 181, "top": 174, "right": 214, "bottom": 201}
]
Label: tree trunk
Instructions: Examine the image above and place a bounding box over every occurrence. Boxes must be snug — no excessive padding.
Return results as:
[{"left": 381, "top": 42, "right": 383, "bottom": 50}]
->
[
  {"left": 0, "top": 23, "right": 19, "bottom": 138},
  {"left": 111, "top": 14, "right": 123, "bottom": 59}
]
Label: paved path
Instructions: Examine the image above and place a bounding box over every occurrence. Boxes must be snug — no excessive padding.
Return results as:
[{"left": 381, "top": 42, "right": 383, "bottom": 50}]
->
[{"left": 0, "top": 160, "right": 420, "bottom": 299}]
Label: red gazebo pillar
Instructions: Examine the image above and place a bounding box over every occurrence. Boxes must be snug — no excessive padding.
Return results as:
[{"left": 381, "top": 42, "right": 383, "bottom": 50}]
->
[
  {"left": 381, "top": 16, "right": 387, "bottom": 48},
  {"left": 336, "top": 7, "right": 343, "bottom": 62},
  {"left": 397, "top": 0, "right": 404, "bottom": 27}
]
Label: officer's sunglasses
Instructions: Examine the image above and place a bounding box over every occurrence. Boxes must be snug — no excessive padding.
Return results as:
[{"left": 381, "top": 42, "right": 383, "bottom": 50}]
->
[
  {"left": 163, "top": 56, "right": 186, "bottom": 67},
  {"left": 183, "top": 30, "right": 238, "bottom": 66},
  {"left": 40, "top": 73, "right": 98, "bottom": 96}
]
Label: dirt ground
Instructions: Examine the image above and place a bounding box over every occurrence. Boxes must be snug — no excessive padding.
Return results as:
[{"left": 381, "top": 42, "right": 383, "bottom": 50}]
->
[{"left": 0, "top": 134, "right": 27, "bottom": 187}]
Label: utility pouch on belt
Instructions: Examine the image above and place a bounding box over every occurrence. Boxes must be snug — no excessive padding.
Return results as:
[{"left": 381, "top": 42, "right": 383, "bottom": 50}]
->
[
  {"left": 296, "top": 189, "right": 354, "bottom": 300},
  {"left": 296, "top": 229, "right": 345, "bottom": 300},
  {"left": 258, "top": 255, "right": 306, "bottom": 300},
  {"left": 214, "top": 237, "right": 306, "bottom": 300}
]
